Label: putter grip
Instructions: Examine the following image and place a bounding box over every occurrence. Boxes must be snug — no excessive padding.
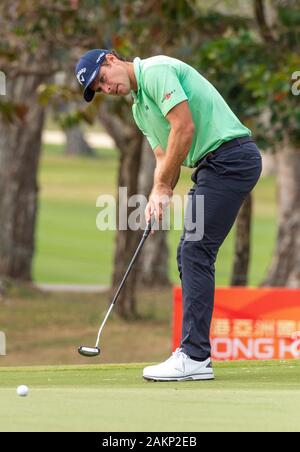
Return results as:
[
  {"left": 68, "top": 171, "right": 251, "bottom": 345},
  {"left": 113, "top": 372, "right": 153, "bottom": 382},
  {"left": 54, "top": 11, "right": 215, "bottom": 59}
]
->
[{"left": 144, "top": 216, "right": 155, "bottom": 237}]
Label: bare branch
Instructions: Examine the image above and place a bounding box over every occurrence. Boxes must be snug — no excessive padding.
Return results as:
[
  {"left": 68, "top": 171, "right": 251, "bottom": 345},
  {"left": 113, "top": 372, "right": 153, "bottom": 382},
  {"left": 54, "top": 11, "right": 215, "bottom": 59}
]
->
[{"left": 254, "top": 0, "right": 276, "bottom": 43}]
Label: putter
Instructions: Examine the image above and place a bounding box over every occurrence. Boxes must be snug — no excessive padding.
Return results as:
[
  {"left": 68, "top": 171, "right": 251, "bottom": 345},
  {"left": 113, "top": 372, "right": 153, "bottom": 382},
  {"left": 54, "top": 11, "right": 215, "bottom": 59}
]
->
[{"left": 78, "top": 217, "right": 155, "bottom": 357}]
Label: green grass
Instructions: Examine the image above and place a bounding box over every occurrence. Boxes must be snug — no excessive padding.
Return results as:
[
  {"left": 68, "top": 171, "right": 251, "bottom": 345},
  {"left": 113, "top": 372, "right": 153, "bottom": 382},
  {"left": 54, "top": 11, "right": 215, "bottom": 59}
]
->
[
  {"left": 35, "top": 145, "right": 119, "bottom": 284},
  {"left": 0, "top": 286, "right": 174, "bottom": 367},
  {"left": 0, "top": 361, "right": 299, "bottom": 432},
  {"left": 34, "top": 144, "right": 277, "bottom": 286}
]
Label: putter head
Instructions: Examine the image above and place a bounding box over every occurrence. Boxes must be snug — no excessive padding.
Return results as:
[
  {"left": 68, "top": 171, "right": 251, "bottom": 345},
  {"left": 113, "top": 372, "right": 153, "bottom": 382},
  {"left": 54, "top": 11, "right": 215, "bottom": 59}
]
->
[{"left": 78, "top": 346, "right": 101, "bottom": 357}]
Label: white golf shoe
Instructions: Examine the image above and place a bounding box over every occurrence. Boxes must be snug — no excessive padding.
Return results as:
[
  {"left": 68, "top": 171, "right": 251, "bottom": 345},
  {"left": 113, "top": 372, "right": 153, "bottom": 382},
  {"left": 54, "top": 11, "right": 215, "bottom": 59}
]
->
[{"left": 143, "top": 348, "right": 214, "bottom": 382}]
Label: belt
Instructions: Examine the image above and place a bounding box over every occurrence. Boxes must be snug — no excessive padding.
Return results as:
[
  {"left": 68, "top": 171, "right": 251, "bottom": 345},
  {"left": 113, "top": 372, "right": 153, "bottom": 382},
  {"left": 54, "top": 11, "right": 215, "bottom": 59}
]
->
[{"left": 193, "top": 136, "right": 254, "bottom": 168}]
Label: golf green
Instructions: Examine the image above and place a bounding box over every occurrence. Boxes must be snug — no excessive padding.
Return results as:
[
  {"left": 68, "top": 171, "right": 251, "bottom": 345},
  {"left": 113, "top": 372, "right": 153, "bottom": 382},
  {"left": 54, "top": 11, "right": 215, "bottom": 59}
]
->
[{"left": 0, "top": 360, "right": 299, "bottom": 432}]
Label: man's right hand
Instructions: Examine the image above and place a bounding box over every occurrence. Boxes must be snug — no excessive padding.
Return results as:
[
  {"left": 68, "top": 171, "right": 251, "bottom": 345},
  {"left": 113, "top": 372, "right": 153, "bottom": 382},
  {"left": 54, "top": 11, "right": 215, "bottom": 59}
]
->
[{"left": 145, "top": 183, "right": 173, "bottom": 234}]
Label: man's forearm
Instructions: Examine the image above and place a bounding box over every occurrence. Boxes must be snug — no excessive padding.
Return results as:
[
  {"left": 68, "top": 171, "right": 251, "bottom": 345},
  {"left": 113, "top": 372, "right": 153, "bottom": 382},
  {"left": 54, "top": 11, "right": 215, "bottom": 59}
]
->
[
  {"left": 155, "top": 126, "right": 193, "bottom": 189},
  {"left": 154, "top": 165, "right": 180, "bottom": 190}
]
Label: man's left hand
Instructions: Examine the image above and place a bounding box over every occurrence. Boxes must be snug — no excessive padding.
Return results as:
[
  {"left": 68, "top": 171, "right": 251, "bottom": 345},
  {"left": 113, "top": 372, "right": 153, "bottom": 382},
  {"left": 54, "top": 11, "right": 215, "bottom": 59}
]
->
[{"left": 145, "top": 183, "right": 173, "bottom": 225}]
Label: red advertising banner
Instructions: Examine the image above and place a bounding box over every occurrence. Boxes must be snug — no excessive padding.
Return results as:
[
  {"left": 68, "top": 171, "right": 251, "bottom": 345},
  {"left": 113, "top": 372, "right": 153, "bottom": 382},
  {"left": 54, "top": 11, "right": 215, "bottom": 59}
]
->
[{"left": 173, "top": 286, "right": 300, "bottom": 360}]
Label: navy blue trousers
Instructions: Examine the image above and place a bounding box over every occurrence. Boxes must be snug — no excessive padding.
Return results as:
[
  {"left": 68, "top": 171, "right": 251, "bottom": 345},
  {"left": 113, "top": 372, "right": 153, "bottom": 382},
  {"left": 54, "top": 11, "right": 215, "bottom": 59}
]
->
[{"left": 177, "top": 137, "right": 262, "bottom": 359}]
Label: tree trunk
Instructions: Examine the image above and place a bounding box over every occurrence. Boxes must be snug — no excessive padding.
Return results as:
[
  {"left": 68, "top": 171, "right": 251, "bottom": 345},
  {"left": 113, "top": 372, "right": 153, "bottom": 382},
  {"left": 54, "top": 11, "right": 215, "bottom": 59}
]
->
[
  {"left": 0, "top": 76, "right": 45, "bottom": 281},
  {"left": 99, "top": 104, "right": 172, "bottom": 317},
  {"left": 254, "top": 0, "right": 276, "bottom": 44},
  {"left": 99, "top": 103, "right": 144, "bottom": 319},
  {"left": 231, "top": 194, "right": 252, "bottom": 286},
  {"left": 138, "top": 139, "right": 171, "bottom": 287},
  {"left": 65, "top": 125, "right": 95, "bottom": 157},
  {"left": 58, "top": 97, "right": 95, "bottom": 157},
  {"left": 111, "top": 134, "right": 144, "bottom": 319},
  {"left": 263, "top": 140, "right": 300, "bottom": 287}
]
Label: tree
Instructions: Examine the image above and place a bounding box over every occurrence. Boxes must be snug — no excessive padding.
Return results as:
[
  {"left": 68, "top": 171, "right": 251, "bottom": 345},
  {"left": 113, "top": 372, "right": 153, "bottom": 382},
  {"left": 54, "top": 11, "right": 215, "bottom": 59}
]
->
[
  {"left": 0, "top": 1, "right": 59, "bottom": 281},
  {"left": 263, "top": 137, "right": 300, "bottom": 287},
  {"left": 65, "top": 125, "right": 94, "bottom": 156},
  {"left": 253, "top": 0, "right": 300, "bottom": 287},
  {"left": 54, "top": 75, "right": 96, "bottom": 157},
  {"left": 0, "top": 74, "right": 45, "bottom": 280},
  {"left": 0, "top": 0, "right": 167, "bottom": 308},
  {"left": 196, "top": 29, "right": 265, "bottom": 286},
  {"left": 58, "top": 99, "right": 95, "bottom": 157},
  {"left": 138, "top": 140, "right": 171, "bottom": 287},
  {"left": 195, "top": 0, "right": 300, "bottom": 287},
  {"left": 98, "top": 101, "right": 144, "bottom": 318},
  {"left": 97, "top": 100, "right": 171, "bottom": 317},
  {"left": 78, "top": 0, "right": 207, "bottom": 317},
  {"left": 0, "top": 0, "right": 107, "bottom": 282},
  {"left": 231, "top": 195, "right": 252, "bottom": 286}
]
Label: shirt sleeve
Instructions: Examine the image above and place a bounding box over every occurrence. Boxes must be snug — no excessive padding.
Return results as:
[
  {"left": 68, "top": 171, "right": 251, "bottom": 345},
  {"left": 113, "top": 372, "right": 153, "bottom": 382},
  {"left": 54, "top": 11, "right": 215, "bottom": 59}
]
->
[
  {"left": 143, "top": 65, "right": 188, "bottom": 117},
  {"left": 145, "top": 135, "right": 159, "bottom": 151}
]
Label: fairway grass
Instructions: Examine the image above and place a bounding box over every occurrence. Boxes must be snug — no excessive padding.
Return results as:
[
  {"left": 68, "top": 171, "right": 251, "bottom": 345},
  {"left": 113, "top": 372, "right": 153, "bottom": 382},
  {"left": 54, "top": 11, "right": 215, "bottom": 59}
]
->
[{"left": 0, "top": 360, "right": 300, "bottom": 432}]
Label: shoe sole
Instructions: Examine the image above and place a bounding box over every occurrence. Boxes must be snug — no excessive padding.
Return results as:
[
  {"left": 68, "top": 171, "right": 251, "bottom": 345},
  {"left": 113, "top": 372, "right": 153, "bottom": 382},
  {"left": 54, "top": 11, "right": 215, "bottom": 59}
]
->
[{"left": 143, "top": 373, "right": 215, "bottom": 382}]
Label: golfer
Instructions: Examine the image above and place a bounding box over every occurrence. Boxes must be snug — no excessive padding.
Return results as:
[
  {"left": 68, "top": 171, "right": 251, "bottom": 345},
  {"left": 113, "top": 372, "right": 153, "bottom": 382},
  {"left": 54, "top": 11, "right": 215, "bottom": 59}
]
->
[{"left": 75, "top": 50, "right": 262, "bottom": 381}]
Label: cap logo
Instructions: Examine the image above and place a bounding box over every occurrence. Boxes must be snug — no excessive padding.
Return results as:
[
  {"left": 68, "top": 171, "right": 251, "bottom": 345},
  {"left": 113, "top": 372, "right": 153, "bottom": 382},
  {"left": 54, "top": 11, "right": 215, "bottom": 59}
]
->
[
  {"left": 89, "top": 69, "right": 98, "bottom": 82},
  {"left": 77, "top": 67, "right": 87, "bottom": 85},
  {"left": 96, "top": 52, "right": 106, "bottom": 63}
]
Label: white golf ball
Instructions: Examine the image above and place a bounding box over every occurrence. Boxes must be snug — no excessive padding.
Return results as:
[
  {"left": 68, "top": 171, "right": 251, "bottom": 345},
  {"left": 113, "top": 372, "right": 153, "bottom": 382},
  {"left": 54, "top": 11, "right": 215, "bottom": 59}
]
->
[{"left": 17, "top": 385, "right": 29, "bottom": 397}]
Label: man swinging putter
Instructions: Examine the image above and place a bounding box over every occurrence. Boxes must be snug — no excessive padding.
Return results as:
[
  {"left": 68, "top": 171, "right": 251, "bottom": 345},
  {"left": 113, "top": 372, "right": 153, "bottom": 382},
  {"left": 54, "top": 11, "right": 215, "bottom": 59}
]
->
[{"left": 75, "top": 49, "right": 262, "bottom": 381}]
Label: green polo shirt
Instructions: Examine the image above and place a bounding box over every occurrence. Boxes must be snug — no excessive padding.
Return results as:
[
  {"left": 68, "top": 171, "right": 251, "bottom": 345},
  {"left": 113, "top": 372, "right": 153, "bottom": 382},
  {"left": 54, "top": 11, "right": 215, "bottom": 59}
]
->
[{"left": 131, "top": 56, "right": 251, "bottom": 168}]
